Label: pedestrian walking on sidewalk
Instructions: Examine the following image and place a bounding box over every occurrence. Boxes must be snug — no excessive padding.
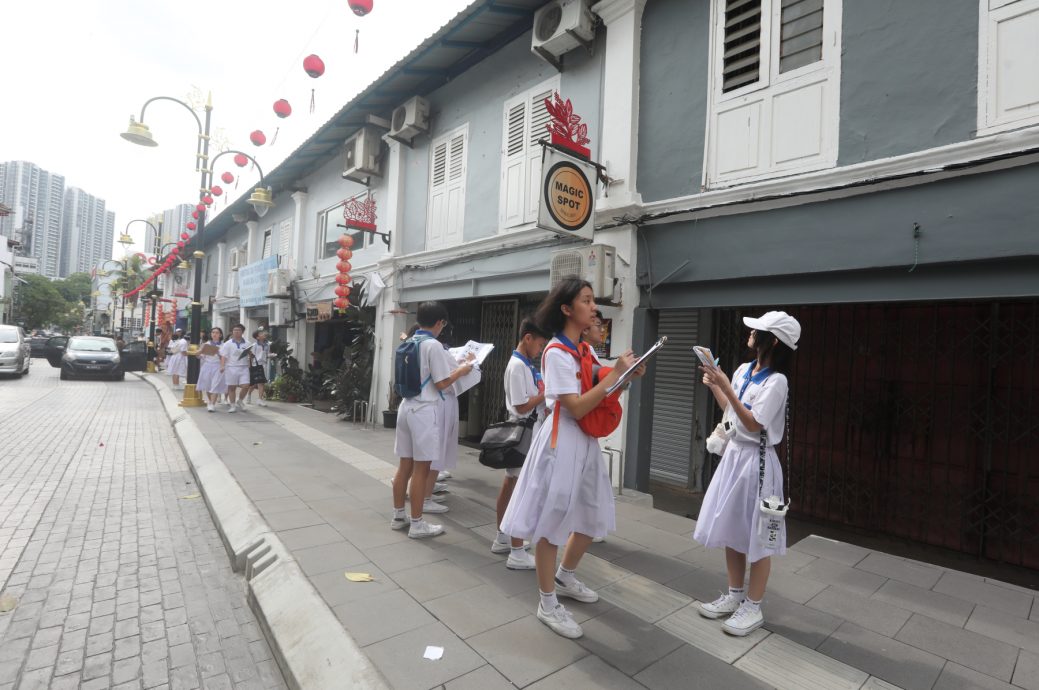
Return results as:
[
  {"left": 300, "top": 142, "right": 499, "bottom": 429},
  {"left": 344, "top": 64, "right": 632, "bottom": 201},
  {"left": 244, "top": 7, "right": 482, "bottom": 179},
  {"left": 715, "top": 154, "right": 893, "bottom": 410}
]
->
[
  {"left": 165, "top": 329, "right": 188, "bottom": 388},
  {"left": 219, "top": 324, "right": 252, "bottom": 413},
  {"left": 490, "top": 318, "right": 550, "bottom": 570},
  {"left": 581, "top": 310, "right": 611, "bottom": 544},
  {"left": 501, "top": 277, "right": 641, "bottom": 639},
  {"left": 424, "top": 323, "right": 476, "bottom": 513},
  {"left": 243, "top": 329, "right": 270, "bottom": 407},
  {"left": 194, "top": 327, "right": 227, "bottom": 412},
  {"left": 693, "top": 311, "right": 799, "bottom": 637},
  {"left": 390, "top": 303, "right": 474, "bottom": 539}
]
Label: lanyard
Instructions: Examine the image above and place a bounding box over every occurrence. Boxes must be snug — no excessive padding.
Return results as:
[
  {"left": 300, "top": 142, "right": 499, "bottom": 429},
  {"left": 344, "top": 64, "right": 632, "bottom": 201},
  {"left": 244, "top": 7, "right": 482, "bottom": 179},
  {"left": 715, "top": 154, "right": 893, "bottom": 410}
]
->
[
  {"left": 554, "top": 332, "right": 579, "bottom": 351},
  {"left": 414, "top": 329, "right": 435, "bottom": 338},
  {"left": 512, "top": 350, "right": 542, "bottom": 387},
  {"left": 737, "top": 363, "right": 771, "bottom": 401}
]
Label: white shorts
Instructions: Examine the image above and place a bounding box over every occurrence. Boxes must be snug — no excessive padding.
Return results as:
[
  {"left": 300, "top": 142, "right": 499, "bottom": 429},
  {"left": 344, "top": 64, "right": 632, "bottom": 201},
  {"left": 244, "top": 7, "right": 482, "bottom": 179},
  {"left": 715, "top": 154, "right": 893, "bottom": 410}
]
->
[
  {"left": 394, "top": 402, "right": 442, "bottom": 463},
  {"left": 224, "top": 367, "right": 250, "bottom": 387}
]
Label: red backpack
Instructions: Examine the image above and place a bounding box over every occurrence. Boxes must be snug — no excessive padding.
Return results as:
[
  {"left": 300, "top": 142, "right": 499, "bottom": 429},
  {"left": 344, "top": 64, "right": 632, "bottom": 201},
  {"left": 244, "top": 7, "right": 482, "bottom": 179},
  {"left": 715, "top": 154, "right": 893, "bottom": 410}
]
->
[{"left": 543, "top": 340, "right": 623, "bottom": 447}]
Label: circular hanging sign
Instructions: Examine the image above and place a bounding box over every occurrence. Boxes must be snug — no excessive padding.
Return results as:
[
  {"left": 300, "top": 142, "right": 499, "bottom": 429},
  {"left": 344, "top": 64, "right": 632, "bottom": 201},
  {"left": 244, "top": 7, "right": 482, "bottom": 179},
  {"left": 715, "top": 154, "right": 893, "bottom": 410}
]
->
[{"left": 543, "top": 160, "right": 593, "bottom": 232}]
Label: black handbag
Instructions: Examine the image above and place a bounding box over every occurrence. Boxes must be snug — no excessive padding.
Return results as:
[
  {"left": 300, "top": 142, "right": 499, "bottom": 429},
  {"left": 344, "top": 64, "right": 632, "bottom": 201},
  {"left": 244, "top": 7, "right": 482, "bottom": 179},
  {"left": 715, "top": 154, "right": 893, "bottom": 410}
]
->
[
  {"left": 478, "top": 416, "right": 535, "bottom": 469},
  {"left": 249, "top": 364, "right": 267, "bottom": 385}
]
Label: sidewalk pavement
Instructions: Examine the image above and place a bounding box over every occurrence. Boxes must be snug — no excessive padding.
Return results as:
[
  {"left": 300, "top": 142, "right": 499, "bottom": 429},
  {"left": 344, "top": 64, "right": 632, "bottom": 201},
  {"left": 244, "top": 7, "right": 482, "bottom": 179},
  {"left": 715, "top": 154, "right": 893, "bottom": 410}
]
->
[{"left": 146, "top": 375, "right": 1039, "bottom": 690}]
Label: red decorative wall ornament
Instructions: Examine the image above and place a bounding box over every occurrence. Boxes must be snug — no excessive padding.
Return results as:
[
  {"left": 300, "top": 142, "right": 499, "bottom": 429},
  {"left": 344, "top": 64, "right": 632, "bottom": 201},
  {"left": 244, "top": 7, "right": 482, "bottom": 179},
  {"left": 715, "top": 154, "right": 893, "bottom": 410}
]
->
[
  {"left": 249, "top": 130, "right": 266, "bottom": 147},
  {"left": 545, "top": 91, "right": 591, "bottom": 159},
  {"left": 186, "top": 222, "right": 196, "bottom": 231},
  {"left": 210, "top": 185, "right": 223, "bottom": 197},
  {"left": 349, "top": 0, "right": 373, "bottom": 16},
  {"left": 233, "top": 153, "right": 249, "bottom": 167},
  {"left": 336, "top": 247, "right": 353, "bottom": 261},
  {"left": 273, "top": 99, "right": 292, "bottom": 118},
  {"left": 342, "top": 194, "right": 377, "bottom": 231},
  {"left": 303, "top": 54, "right": 325, "bottom": 78},
  {"left": 221, "top": 171, "right": 235, "bottom": 184}
]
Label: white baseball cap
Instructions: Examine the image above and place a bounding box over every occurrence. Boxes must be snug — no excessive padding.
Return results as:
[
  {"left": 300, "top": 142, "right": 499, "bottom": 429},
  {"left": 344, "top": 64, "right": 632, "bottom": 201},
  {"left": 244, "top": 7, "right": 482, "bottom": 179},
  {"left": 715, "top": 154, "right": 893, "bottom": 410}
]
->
[{"left": 743, "top": 311, "right": 801, "bottom": 350}]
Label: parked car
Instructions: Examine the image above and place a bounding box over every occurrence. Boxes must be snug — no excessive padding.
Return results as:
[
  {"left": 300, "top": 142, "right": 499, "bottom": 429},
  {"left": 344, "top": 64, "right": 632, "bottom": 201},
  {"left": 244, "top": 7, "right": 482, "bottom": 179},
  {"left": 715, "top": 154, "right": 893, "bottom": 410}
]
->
[
  {"left": 46, "top": 335, "right": 124, "bottom": 381},
  {"left": 0, "top": 325, "right": 31, "bottom": 377}
]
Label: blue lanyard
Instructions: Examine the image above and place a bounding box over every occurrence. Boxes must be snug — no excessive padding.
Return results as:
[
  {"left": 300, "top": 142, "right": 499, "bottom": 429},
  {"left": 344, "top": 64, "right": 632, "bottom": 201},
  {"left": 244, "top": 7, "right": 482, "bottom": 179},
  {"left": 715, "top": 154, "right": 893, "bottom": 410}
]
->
[
  {"left": 512, "top": 350, "right": 542, "bottom": 387},
  {"left": 737, "top": 363, "right": 772, "bottom": 401},
  {"left": 554, "top": 333, "right": 579, "bottom": 351},
  {"left": 414, "top": 329, "right": 435, "bottom": 338}
]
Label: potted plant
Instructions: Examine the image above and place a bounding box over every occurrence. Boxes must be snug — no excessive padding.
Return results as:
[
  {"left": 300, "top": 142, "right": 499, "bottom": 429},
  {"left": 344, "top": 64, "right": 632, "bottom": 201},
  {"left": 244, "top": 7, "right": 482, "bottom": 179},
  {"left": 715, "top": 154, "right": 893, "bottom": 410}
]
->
[
  {"left": 383, "top": 381, "right": 401, "bottom": 428},
  {"left": 269, "top": 339, "right": 305, "bottom": 403}
]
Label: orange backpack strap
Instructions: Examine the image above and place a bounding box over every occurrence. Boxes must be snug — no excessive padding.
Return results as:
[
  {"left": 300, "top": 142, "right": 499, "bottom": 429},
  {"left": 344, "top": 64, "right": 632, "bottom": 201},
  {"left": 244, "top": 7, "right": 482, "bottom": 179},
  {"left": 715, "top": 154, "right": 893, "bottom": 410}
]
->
[{"left": 543, "top": 342, "right": 581, "bottom": 449}]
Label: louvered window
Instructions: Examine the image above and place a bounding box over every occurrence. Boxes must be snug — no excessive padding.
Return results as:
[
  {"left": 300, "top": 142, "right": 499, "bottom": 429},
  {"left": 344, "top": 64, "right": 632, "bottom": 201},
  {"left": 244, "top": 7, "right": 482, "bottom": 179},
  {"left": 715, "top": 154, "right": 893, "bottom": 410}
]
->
[
  {"left": 428, "top": 124, "right": 468, "bottom": 250},
  {"left": 722, "top": 0, "right": 762, "bottom": 92},
  {"left": 499, "top": 77, "right": 560, "bottom": 230},
  {"left": 506, "top": 103, "right": 525, "bottom": 157},
  {"left": 779, "top": 0, "right": 824, "bottom": 73}
]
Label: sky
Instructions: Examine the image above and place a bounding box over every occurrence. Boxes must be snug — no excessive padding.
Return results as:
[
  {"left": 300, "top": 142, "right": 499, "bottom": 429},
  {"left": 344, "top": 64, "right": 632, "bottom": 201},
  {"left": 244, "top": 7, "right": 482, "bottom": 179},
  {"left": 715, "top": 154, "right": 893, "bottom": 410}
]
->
[{"left": 0, "top": 0, "right": 473, "bottom": 256}]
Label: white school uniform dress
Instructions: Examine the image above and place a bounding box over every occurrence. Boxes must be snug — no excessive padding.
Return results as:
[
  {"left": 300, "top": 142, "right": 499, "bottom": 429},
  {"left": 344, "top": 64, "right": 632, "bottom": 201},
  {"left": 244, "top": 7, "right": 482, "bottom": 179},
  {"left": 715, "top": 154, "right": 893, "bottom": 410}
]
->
[
  {"left": 503, "top": 351, "right": 547, "bottom": 478},
  {"left": 500, "top": 336, "right": 615, "bottom": 546},
  {"left": 693, "top": 362, "right": 789, "bottom": 563},
  {"left": 394, "top": 334, "right": 453, "bottom": 463},
  {"left": 196, "top": 341, "right": 227, "bottom": 394},
  {"left": 220, "top": 338, "right": 252, "bottom": 387},
  {"left": 165, "top": 338, "right": 188, "bottom": 377}
]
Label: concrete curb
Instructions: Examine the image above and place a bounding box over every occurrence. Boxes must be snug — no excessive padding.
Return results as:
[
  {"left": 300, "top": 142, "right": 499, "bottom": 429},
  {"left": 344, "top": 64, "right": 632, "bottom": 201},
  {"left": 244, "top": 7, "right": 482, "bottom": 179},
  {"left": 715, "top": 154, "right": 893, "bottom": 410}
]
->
[{"left": 136, "top": 373, "right": 390, "bottom": 690}]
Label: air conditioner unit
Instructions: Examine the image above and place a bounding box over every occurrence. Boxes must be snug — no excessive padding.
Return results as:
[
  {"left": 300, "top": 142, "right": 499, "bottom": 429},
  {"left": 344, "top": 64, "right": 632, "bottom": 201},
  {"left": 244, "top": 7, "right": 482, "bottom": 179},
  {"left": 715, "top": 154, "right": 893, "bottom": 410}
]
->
[
  {"left": 531, "top": 0, "right": 595, "bottom": 61},
  {"left": 389, "top": 96, "right": 430, "bottom": 141},
  {"left": 267, "top": 268, "right": 291, "bottom": 297},
  {"left": 342, "top": 126, "right": 382, "bottom": 181},
  {"left": 549, "top": 244, "right": 616, "bottom": 302},
  {"left": 229, "top": 249, "right": 240, "bottom": 271},
  {"left": 268, "top": 299, "right": 292, "bottom": 327}
]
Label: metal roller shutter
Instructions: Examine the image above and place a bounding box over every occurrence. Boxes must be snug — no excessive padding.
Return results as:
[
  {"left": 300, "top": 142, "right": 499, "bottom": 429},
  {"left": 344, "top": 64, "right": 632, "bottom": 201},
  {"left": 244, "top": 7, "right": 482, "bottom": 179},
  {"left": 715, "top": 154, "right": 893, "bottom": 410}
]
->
[{"left": 649, "top": 310, "right": 699, "bottom": 486}]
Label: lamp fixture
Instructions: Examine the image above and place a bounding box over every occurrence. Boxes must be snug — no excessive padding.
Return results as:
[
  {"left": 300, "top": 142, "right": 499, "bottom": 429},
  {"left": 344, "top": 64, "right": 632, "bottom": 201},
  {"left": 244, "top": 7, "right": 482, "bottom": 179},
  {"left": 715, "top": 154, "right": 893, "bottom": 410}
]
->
[
  {"left": 120, "top": 117, "right": 158, "bottom": 147},
  {"left": 118, "top": 233, "right": 134, "bottom": 246},
  {"left": 248, "top": 187, "right": 274, "bottom": 217}
]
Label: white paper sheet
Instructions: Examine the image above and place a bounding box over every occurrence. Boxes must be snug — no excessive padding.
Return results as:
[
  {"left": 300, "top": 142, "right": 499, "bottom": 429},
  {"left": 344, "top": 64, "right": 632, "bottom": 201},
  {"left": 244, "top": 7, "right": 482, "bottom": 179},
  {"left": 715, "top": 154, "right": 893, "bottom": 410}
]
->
[
  {"left": 423, "top": 645, "right": 444, "bottom": 661},
  {"left": 448, "top": 340, "right": 494, "bottom": 365}
]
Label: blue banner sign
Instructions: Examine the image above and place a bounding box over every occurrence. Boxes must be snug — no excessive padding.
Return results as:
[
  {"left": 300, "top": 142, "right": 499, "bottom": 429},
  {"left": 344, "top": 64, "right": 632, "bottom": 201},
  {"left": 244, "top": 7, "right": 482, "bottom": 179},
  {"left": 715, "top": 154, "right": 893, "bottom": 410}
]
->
[{"left": 239, "top": 256, "right": 279, "bottom": 307}]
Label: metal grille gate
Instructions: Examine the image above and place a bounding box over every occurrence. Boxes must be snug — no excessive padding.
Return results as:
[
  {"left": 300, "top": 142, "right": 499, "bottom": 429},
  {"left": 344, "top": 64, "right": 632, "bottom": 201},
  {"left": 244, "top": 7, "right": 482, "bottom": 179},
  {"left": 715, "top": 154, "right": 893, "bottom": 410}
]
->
[
  {"left": 712, "top": 300, "right": 1039, "bottom": 569},
  {"left": 479, "top": 300, "right": 520, "bottom": 425}
]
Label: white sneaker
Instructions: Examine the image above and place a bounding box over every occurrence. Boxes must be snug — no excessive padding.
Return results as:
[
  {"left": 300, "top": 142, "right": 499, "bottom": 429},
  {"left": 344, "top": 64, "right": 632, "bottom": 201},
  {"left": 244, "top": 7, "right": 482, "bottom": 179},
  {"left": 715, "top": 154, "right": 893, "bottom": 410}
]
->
[
  {"left": 257, "top": 399, "right": 268, "bottom": 407},
  {"left": 390, "top": 515, "right": 408, "bottom": 531},
  {"left": 228, "top": 405, "right": 237, "bottom": 414},
  {"left": 506, "top": 549, "right": 536, "bottom": 570},
  {"left": 699, "top": 592, "right": 743, "bottom": 620},
  {"left": 537, "top": 603, "right": 582, "bottom": 639},
  {"left": 433, "top": 482, "right": 449, "bottom": 494},
  {"left": 429, "top": 494, "right": 446, "bottom": 503},
  {"left": 592, "top": 536, "right": 606, "bottom": 543},
  {"left": 236, "top": 402, "right": 247, "bottom": 412},
  {"left": 408, "top": 521, "right": 444, "bottom": 539},
  {"left": 722, "top": 602, "right": 764, "bottom": 636},
  {"left": 437, "top": 470, "right": 451, "bottom": 481},
  {"left": 554, "top": 577, "right": 598, "bottom": 603},
  {"left": 207, "top": 403, "right": 215, "bottom": 413},
  {"left": 490, "top": 538, "right": 511, "bottom": 554},
  {"left": 422, "top": 499, "right": 449, "bottom": 514}
]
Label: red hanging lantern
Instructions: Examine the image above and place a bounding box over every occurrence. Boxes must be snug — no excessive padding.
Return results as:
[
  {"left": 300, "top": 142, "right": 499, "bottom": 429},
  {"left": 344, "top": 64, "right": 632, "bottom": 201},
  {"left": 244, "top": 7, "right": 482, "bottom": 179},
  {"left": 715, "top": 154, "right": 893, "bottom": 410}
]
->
[
  {"left": 196, "top": 203, "right": 206, "bottom": 213},
  {"left": 177, "top": 241, "right": 185, "bottom": 249},
  {"left": 336, "top": 260, "right": 352, "bottom": 273},
  {"left": 191, "top": 210, "right": 199, "bottom": 219},
  {"left": 250, "top": 130, "right": 266, "bottom": 147},
  {"left": 334, "top": 297, "right": 349, "bottom": 310},
  {"left": 180, "top": 232, "right": 190, "bottom": 240},
  {"left": 221, "top": 171, "right": 235, "bottom": 184},
  {"left": 335, "top": 273, "right": 351, "bottom": 285},
  {"left": 186, "top": 222, "right": 196, "bottom": 231},
  {"left": 334, "top": 286, "right": 350, "bottom": 297},
  {"left": 210, "top": 185, "right": 223, "bottom": 197},
  {"left": 171, "top": 247, "right": 180, "bottom": 255},
  {"left": 337, "top": 234, "right": 355, "bottom": 249},
  {"left": 303, "top": 54, "right": 325, "bottom": 78},
  {"left": 234, "top": 153, "right": 249, "bottom": 167},
  {"left": 336, "top": 247, "right": 353, "bottom": 260},
  {"left": 203, "top": 195, "right": 214, "bottom": 206},
  {"left": 273, "top": 99, "right": 292, "bottom": 118},
  {"left": 349, "top": 0, "right": 373, "bottom": 16}
]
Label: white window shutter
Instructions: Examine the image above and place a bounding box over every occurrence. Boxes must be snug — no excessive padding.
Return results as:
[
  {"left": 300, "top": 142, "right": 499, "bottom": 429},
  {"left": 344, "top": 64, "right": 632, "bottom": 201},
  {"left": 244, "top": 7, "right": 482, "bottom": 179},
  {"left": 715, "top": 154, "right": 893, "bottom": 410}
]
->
[
  {"left": 428, "top": 139, "right": 449, "bottom": 250},
  {"left": 525, "top": 90, "right": 554, "bottom": 223},
  {"left": 501, "top": 98, "right": 528, "bottom": 228},
  {"left": 278, "top": 219, "right": 292, "bottom": 269},
  {"left": 445, "top": 131, "right": 467, "bottom": 245}
]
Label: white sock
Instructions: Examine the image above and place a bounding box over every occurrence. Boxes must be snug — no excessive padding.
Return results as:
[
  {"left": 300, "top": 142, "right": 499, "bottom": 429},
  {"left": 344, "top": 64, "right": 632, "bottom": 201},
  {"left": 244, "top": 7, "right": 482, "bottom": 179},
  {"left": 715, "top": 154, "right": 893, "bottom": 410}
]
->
[
  {"left": 539, "top": 590, "right": 559, "bottom": 611},
  {"left": 745, "top": 597, "right": 761, "bottom": 613},
  {"left": 410, "top": 516, "right": 424, "bottom": 525},
  {"left": 555, "top": 565, "right": 577, "bottom": 587},
  {"left": 495, "top": 530, "right": 509, "bottom": 544},
  {"left": 729, "top": 586, "right": 746, "bottom": 599},
  {"left": 510, "top": 546, "right": 526, "bottom": 557},
  {"left": 393, "top": 507, "right": 405, "bottom": 519}
]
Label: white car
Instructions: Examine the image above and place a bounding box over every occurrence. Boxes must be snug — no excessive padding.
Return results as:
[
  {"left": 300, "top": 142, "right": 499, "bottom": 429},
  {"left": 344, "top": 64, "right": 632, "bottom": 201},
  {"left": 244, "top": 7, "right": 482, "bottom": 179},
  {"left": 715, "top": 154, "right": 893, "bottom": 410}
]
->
[{"left": 0, "top": 325, "right": 31, "bottom": 377}]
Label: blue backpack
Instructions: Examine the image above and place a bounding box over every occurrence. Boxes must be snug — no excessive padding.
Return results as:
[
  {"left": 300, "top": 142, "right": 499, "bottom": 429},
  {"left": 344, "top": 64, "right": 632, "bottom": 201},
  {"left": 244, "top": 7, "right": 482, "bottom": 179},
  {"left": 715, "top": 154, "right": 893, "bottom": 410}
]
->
[{"left": 394, "top": 335, "right": 435, "bottom": 399}]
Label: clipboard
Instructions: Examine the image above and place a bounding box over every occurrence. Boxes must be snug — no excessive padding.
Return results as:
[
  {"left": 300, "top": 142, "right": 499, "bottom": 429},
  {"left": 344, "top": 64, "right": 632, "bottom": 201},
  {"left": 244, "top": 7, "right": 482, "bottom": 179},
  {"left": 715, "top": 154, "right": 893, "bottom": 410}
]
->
[
  {"left": 692, "top": 346, "right": 718, "bottom": 369},
  {"left": 606, "top": 336, "right": 667, "bottom": 395},
  {"left": 198, "top": 343, "right": 220, "bottom": 356}
]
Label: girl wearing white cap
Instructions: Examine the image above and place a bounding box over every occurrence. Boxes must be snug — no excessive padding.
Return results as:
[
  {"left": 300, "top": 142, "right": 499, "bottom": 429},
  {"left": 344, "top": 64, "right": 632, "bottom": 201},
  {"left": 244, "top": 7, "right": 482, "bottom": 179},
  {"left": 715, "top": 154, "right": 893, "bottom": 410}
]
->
[
  {"left": 694, "top": 310, "right": 800, "bottom": 637},
  {"left": 165, "top": 329, "right": 188, "bottom": 388}
]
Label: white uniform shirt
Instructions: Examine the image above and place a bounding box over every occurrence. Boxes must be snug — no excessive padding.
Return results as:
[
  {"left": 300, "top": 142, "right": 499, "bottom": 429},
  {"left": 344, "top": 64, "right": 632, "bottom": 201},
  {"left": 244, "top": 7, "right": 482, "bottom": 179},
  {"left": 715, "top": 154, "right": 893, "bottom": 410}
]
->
[
  {"left": 402, "top": 334, "right": 454, "bottom": 405},
  {"left": 729, "top": 362, "right": 788, "bottom": 445},
  {"left": 251, "top": 341, "right": 270, "bottom": 366},
  {"left": 504, "top": 353, "right": 545, "bottom": 420},
  {"left": 220, "top": 338, "right": 252, "bottom": 368},
  {"left": 170, "top": 338, "right": 187, "bottom": 354},
  {"left": 543, "top": 338, "right": 582, "bottom": 421}
]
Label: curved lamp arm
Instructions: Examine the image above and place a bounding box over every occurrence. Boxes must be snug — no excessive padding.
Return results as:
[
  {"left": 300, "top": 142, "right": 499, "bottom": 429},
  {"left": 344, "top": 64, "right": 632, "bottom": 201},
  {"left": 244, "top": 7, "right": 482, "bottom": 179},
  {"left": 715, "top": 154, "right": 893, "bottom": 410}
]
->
[
  {"left": 134, "top": 95, "right": 211, "bottom": 171},
  {"left": 207, "top": 149, "right": 266, "bottom": 185}
]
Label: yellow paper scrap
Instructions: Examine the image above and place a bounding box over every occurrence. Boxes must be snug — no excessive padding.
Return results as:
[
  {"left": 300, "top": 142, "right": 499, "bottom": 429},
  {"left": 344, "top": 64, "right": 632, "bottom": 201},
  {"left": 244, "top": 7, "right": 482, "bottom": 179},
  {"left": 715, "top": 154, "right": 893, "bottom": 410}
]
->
[
  {"left": 0, "top": 594, "right": 17, "bottom": 612},
  {"left": 180, "top": 493, "right": 201, "bottom": 500},
  {"left": 344, "top": 572, "right": 374, "bottom": 582}
]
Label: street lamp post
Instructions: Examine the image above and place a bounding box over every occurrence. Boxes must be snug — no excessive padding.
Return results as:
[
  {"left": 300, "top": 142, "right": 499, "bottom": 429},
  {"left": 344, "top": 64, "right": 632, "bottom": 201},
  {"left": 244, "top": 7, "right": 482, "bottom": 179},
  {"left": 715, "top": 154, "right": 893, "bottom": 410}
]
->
[{"left": 121, "top": 95, "right": 274, "bottom": 407}]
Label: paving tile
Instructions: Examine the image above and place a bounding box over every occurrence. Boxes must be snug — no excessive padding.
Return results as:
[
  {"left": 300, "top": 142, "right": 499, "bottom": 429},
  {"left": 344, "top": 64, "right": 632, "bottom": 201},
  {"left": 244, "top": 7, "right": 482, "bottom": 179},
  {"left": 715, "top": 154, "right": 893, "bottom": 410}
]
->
[
  {"left": 257, "top": 508, "right": 325, "bottom": 532},
  {"left": 332, "top": 588, "right": 434, "bottom": 647},
  {"left": 308, "top": 562, "right": 398, "bottom": 608},
  {"left": 934, "top": 572, "right": 1033, "bottom": 618},
  {"left": 291, "top": 541, "right": 366, "bottom": 577},
  {"left": 598, "top": 574, "right": 692, "bottom": 624},
  {"left": 766, "top": 569, "right": 832, "bottom": 605},
  {"left": 806, "top": 586, "right": 911, "bottom": 636},
  {"left": 443, "top": 664, "right": 514, "bottom": 690},
  {"left": 365, "top": 540, "right": 446, "bottom": 574},
  {"left": 425, "top": 538, "right": 499, "bottom": 571},
  {"left": 790, "top": 536, "right": 871, "bottom": 567},
  {"left": 1013, "top": 650, "right": 1039, "bottom": 690},
  {"left": 391, "top": 560, "right": 484, "bottom": 603},
  {"left": 527, "top": 655, "right": 646, "bottom": 690},
  {"left": 855, "top": 552, "right": 942, "bottom": 589},
  {"left": 656, "top": 603, "right": 769, "bottom": 663},
  {"left": 965, "top": 605, "right": 1039, "bottom": 655},
  {"left": 467, "top": 616, "right": 587, "bottom": 688},
  {"left": 253, "top": 496, "right": 309, "bottom": 515},
  {"left": 570, "top": 554, "right": 633, "bottom": 591},
  {"left": 871, "top": 579, "right": 976, "bottom": 628},
  {"left": 611, "top": 550, "right": 693, "bottom": 585},
  {"left": 424, "top": 584, "right": 528, "bottom": 639},
  {"left": 611, "top": 521, "right": 698, "bottom": 557},
  {"left": 666, "top": 567, "right": 730, "bottom": 604},
  {"left": 632, "top": 509, "right": 698, "bottom": 536},
  {"left": 761, "top": 592, "right": 843, "bottom": 650},
  {"left": 895, "top": 613, "right": 1017, "bottom": 681},
  {"left": 735, "top": 633, "right": 868, "bottom": 690},
  {"left": 818, "top": 622, "right": 944, "bottom": 690},
  {"left": 574, "top": 607, "right": 684, "bottom": 675},
  {"left": 861, "top": 677, "right": 902, "bottom": 689},
  {"left": 769, "top": 548, "right": 818, "bottom": 574},
  {"left": 586, "top": 535, "right": 646, "bottom": 562},
  {"left": 633, "top": 643, "right": 773, "bottom": 690},
  {"left": 471, "top": 560, "right": 539, "bottom": 598},
  {"left": 933, "top": 662, "right": 1018, "bottom": 690},
  {"left": 363, "top": 620, "right": 488, "bottom": 690},
  {"left": 796, "top": 557, "right": 887, "bottom": 597},
  {"left": 274, "top": 524, "right": 343, "bottom": 551}
]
